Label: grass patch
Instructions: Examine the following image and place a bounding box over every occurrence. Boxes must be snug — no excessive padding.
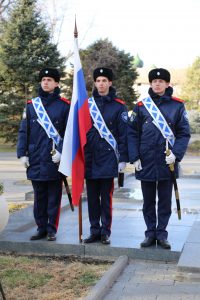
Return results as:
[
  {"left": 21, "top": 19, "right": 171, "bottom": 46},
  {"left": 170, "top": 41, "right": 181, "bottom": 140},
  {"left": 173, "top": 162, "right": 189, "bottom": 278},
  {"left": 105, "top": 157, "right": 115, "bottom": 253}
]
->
[
  {"left": 187, "top": 140, "right": 200, "bottom": 153},
  {"left": 2, "top": 269, "right": 52, "bottom": 289},
  {"left": 0, "top": 139, "right": 14, "bottom": 152},
  {"left": 8, "top": 203, "right": 29, "bottom": 213},
  {"left": 0, "top": 255, "right": 111, "bottom": 300},
  {"left": 79, "top": 271, "right": 98, "bottom": 286}
]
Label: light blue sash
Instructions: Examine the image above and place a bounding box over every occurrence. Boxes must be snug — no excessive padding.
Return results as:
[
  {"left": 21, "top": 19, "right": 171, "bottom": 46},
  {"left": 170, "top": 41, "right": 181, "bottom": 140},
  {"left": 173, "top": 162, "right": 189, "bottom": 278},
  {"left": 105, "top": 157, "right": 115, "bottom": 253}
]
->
[
  {"left": 142, "top": 96, "right": 175, "bottom": 146},
  {"left": 32, "top": 97, "right": 61, "bottom": 146},
  {"left": 88, "top": 97, "right": 119, "bottom": 160}
]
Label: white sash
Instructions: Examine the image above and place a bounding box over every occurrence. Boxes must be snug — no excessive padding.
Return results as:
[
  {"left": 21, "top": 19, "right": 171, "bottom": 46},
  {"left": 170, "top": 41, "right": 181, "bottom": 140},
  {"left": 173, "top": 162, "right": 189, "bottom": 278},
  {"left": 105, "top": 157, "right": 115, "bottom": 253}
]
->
[
  {"left": 88, "top": 97, "right": 119, "bottom": 160},
  {"left": 32, "top": 97, "right": 61, "bottom": 146},
  {"left": 142, "top": 96, "right": 175, "bottom": 146}
]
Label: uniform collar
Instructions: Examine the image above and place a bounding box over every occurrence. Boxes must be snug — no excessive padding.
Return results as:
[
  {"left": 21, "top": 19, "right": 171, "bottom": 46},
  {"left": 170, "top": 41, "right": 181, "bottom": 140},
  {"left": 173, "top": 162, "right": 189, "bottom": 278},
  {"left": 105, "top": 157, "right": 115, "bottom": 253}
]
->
[
  {"left": 92, "top": 86, "right": 116, "bottom": 102},
  {"left": 148, "top": 86, "right": 173, "bottom": 102},
  {"left": 38, "top": 86, "right": 60, "bottom": 101}
]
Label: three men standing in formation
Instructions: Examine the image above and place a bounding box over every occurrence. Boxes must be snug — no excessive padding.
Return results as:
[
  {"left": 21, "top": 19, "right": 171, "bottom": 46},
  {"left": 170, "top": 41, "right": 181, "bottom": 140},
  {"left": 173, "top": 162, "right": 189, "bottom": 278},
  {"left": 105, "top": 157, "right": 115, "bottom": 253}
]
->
[{"left": 17, "top": 66, "right": 190, "bottom": 249}]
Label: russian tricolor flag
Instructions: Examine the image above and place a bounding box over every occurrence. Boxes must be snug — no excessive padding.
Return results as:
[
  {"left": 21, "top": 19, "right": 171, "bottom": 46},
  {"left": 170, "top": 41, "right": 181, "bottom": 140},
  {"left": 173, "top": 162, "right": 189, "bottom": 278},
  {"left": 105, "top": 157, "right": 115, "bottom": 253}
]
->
[{"left": 59, "top": 35, "right": 92, "bottom": 206}]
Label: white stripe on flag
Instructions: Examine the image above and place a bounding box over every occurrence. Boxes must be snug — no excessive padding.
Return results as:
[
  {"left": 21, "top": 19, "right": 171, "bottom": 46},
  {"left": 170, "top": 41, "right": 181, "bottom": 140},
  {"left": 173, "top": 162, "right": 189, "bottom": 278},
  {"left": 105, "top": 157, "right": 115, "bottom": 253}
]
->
[{"left": 59, "top": 39, "right": 81, "bottom": 176}]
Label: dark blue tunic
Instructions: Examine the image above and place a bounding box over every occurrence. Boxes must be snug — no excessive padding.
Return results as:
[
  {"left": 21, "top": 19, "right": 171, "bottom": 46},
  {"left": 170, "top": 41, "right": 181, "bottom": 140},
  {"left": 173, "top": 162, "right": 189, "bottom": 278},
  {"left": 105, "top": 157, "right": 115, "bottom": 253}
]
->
[
  {"left": 84, "top": 87, "right": 128, "bottom": 179},
  {"left": 128, "top": 86, "right": 191, "bottom": 240},
  {"left": 17, "top": 87, "right": 70, "bottom": 181},
  {"left": 128, "top": 87, "right": 191, "bottom": 181},
  {"left": 17, "top": 87, "right": 70, "bottom": 235}
]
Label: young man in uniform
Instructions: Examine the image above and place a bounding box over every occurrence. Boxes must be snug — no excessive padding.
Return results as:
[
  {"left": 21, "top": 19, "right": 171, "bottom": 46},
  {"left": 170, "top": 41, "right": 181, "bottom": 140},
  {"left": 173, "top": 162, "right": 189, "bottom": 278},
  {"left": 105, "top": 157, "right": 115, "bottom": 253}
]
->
[
  {"left": 128, "top": 68, "right": 190, "bottom": 249},
  {"left": 17, "top": 67, "right": 70, "bottom": 241},
  {"left": 83, "top": 67, "right": 128, "bottom": 245}
]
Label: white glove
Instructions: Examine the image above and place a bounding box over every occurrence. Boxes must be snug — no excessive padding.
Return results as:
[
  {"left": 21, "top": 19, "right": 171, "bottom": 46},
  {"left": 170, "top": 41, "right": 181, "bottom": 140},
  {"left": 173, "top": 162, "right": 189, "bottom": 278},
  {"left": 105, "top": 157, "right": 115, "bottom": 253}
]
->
[
  {"left": 165, "top": 151, "right": 176, "bottom": 164},
  {"left": 52, "top": 150, "right": 61, "bottom": 163},
  {"left": 20, "top": 156, "right": 30, "bottom": 168},
  {"left": 134, "top": 159, "right": 142, "bottom": 171},
  {"left": 118, "top": 162, "right": 126, "bottom": 172}
]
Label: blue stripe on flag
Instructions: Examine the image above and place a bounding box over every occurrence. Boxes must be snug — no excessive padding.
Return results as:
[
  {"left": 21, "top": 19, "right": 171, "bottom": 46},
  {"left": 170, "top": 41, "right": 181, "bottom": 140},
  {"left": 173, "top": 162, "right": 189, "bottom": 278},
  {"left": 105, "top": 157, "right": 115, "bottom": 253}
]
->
[
  {"left": 72, "top": 101, "right": 80, "bottom": 161},
  {"left": 77, "top": 69, "right": 88, "bottom": 109}
]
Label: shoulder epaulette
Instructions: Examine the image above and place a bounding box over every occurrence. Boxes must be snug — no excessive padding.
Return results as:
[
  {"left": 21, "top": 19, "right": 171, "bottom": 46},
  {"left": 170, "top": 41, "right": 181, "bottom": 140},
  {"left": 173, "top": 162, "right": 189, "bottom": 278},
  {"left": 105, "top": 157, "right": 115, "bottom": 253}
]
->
[
  {"left": 172, "top": 96, "right": 184, "bottom": 103},
  {"left": 60, "top": 97, "right": 70, "bottom": 104},
  {"left": 137, "top": 101, "right": 143, "bottom": 106},
  {"left": 27, "top": 99, "right": 32, "bottom": 104},
  {"left": 114, "top": 98, "right": 125, "bottom": 105}
]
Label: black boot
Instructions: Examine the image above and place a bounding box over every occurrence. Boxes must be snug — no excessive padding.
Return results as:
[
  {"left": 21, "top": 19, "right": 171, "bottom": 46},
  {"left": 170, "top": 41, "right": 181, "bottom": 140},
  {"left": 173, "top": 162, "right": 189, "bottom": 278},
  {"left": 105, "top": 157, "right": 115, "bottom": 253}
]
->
[
  {"left": 83, "top": 234, "right": 101, "bottom": 243},
  {"left": 30, "top": 231, "right": 47, "bottom": 241},
  {"left": 47, "top": 232, "right": 56, "bottom": 241},
  {"left": 140, "top": 237, "right": 156, "bottom": 247},
  {"left": 157, "top": 239, "right": 171, "bottom": 249},
  {"left": 101, "top": 235, "right": 110, "bottom": 245}
]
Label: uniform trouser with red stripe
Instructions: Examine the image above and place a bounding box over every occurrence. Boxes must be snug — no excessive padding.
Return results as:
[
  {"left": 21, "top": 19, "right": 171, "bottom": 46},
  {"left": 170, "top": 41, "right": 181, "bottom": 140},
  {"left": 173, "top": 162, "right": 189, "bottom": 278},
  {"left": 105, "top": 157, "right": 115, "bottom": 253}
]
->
[
  {"left": 141, "top": 180, "right": 173, "bottom": 240},
  {"left": 86, "top": 178, "right": 114, "bottom": 237},
  {"left": 31, "top": 180, "right": 62, "bottom": 234}
]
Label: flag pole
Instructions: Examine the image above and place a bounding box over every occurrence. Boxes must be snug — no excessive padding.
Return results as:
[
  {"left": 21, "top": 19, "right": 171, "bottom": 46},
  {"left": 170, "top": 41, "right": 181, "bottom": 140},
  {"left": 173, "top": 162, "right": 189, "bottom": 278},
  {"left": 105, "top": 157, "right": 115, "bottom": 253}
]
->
[
  {"left": 79, "top": 196, "right": 83, "bottom": 243},
  {"left": 74, "top": 18, "right": 83, "bottom": 243}
]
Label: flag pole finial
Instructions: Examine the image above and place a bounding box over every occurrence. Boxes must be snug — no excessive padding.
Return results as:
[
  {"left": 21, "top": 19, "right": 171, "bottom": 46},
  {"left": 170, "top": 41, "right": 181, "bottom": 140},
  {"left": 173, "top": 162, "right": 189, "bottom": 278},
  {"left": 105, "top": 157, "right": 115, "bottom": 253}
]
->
[{"left": 74, "top": 16, "right": 78, "bottom": 38}]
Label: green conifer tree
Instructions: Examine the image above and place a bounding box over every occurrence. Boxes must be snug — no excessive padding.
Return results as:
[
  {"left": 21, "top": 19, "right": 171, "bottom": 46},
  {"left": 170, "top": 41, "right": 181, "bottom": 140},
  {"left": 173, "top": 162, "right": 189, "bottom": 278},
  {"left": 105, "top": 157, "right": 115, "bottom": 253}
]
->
[
  {"left": 181, "top": 56, "right": 200, "bottom": 110},
  {"left": 66, "top": 39, "right": 138, "bottom": 110},
  {"left": 0, "top": 0, "right": 66, "bottom": 144}
]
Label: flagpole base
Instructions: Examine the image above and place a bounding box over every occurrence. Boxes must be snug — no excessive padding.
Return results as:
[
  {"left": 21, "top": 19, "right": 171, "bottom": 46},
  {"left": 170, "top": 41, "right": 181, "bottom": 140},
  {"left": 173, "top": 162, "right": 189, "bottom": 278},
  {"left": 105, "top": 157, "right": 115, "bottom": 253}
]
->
[{"left": 79, "top": 197, "right": 83, "bottom": 243}]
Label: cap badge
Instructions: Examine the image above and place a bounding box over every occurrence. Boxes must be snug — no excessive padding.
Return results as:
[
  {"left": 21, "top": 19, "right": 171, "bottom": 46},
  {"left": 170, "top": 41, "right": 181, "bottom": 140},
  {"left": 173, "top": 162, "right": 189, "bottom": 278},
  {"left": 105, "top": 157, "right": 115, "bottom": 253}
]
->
[
  {"left": 45, "top": 70, "right": 48, "bottom": 74},
  {"left": 157, "top": 72, "right": 160, "bottom": 75},
  {"left": 100, "top": 69, "right": 103, "bottom": 73}
]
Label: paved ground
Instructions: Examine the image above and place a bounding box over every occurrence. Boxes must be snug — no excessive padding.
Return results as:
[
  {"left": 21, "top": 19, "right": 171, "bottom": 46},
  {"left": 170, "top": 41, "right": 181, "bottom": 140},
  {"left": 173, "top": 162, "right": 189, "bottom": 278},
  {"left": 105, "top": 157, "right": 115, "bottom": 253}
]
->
[
  {"left": 103, "top": 259, "right": 200, "bottom": 300},
  {"left": 0, "top": 152, "right": 200, "bottom": 299}
]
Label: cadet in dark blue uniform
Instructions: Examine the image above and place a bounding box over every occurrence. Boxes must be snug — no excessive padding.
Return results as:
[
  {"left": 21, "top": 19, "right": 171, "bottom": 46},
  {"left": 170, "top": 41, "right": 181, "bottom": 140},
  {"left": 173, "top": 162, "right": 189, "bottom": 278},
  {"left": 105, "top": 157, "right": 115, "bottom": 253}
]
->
[
  {"left": 128, "top": 68, "right": 190, "bottom": 249},
  {"left": 84, "top": 67, "right": 128, "bottom": 245},
  {"left": 17, "top": 68, "right": 70, "bottom": 241}
]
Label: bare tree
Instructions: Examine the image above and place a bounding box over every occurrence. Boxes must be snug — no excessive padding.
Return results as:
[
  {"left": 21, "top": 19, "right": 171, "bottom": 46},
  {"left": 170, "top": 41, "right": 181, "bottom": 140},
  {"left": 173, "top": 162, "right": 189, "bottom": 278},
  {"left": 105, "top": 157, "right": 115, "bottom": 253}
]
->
[
  {"left": 0, "top": 0, "right": 14, "bottom": 20},
  {"left": 38, "top": 0, "right": 95, "bottom": 58},
  {"left": 38, "top": 0, "right": 70, "bottom": 44}
]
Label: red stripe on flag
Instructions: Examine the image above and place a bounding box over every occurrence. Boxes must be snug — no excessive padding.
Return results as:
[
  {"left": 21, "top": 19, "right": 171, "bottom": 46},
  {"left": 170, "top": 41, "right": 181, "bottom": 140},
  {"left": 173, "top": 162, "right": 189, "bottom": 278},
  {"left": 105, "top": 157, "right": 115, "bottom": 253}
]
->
[
  {"left": 79, "top": 99, "right": 92, "bottom": 156},
  {"left": 72, "top": 146, "right": 85, "bottom": 206}
]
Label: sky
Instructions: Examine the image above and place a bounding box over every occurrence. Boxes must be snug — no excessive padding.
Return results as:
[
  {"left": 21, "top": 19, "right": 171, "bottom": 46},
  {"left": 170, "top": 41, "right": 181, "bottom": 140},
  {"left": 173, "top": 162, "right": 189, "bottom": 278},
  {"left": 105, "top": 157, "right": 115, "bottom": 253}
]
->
[{"left": 41, "top": 0, "right": 200, "bottom": 69}]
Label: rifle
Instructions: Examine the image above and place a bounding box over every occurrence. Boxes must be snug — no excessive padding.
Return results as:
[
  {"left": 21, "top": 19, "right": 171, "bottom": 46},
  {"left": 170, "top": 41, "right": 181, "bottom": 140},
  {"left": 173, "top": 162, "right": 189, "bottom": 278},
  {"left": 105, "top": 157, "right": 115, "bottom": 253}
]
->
[
  {"left": 51, "top": 140, "right": 74, "bottom": 211},
  {"left": 166, "top": 139, "right": 181, "bottom": 220}
]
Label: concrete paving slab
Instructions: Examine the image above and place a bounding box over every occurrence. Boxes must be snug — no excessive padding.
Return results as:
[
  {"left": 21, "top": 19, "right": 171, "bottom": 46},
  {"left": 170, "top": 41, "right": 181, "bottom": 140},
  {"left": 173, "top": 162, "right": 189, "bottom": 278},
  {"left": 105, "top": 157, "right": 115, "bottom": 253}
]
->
[
  {"left": 0, "top": 181, "right": 197, "bottom": 263},
  {"left": 184, "top": 216, "right": 200, "bottom": 242},
  {"left": 178, "top": 242, "right": 200, "bottom": 272},
  {"left": 85, "top": 255, "right": 128, "bottom": 300},
  {"left": 177, "top": 219, "right": 200, "bottom": 272},
  {"left": 1, "top": 151, "right": 200, "bottom": 299},
  {"left": 103, "top": 259, "right": 200, "bottom": 300},
  {"left": 0, "top": 152, "right": 200, "bottom": 267}
]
